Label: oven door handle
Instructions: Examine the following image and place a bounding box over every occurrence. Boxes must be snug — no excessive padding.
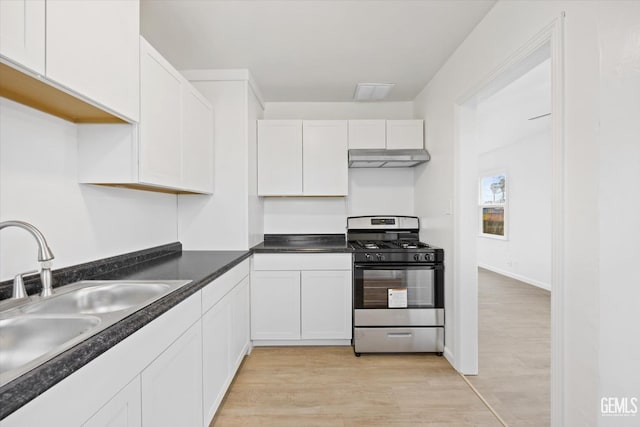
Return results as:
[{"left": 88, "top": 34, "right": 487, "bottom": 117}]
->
[
  {"left": 387, "top": 332, "right": 413, "bottom": 338},
  {"left": 354, "top": 263, "right": 440, "bottom": 269}
]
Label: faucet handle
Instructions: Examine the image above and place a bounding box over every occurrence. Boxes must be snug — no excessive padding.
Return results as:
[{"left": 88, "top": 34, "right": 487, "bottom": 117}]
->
[{"left": 13, "top": 270, "right": 38, "bottom": 299}]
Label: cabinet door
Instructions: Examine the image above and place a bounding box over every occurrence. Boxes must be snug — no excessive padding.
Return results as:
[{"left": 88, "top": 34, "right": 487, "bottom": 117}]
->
[
  {"left": 138, "top": 37, "right": 182, "bottom": 188},
  {"left": 251, "top": 271, "right": 301, "bottom": 340},
  {"left": 82, "top": 377, "right": 141, "bottom": 427},
  {"left": 386, "top": 120, "right": 424, "bottom": 149},
  {"left": 182, "top": 83, "right": 214, "bottom": 193},
  {"left": 302, "top": 120, "right": 348, "bottom": 196},
  {"left": 231, "top": 276, "right": 250, "bottom": 367},
  {"left": 0, "top": 0, "right": 45, "bottom": 74},
  {"left": 257, "top": 120, "right": 303, "bottom": 196},
  {"left": 301, "top": 270, "right": 352, "bottom": 340},
  {"left": 202, "top": 296, "right": 231, "bottom": 425},
  {"left": 141, "top": 321, "right": 203, "bottom": 427},
  {"left": 46, "top": 0, "right": 139, "bottom": 121},
  {"left": 348, "top": 120, "right": 386, "bottom": 149}
]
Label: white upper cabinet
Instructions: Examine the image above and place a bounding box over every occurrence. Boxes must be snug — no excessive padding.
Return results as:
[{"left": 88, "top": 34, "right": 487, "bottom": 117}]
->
[
  {"left": 257, "top": 120, "right": 303, "bottom": 195},
  {"left": 303, "top": 120, "right": 348, "bottom": 196},
  {"left": 0, "top": 0, "right": 45, "bottom": 74},
  {"left": 45, "top": 0, "right": 140, "bottom": 122},
  {"left": 257, "top": 120, "right": 348, "bottom": 196},
  {"left": 181, "top": 84, "right": 214, "bottom": 193},
  {"left": 139, "top": 38, "right": 182, "bottom": 188},
  {"left": 348, "top": 120, "right": 386, "bottom": 149},
  {"left": 348, "top": 119, "right": 424, "bottom": 150},
  {"left": 78, "top": 37, "right": 214, "bottom": 194},
  {"left": 386, "top": 120, "right": 424, "bottom": 149}
]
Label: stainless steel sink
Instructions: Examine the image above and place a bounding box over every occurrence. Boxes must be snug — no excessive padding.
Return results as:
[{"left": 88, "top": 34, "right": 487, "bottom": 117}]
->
[
  {"left": 23, "top": 282, "right": 173, "bottom": 315},
  {"left": 0, "top": 315, "right": 101, "bottom": 375},
  {"left": 0, "top": 279, "right": 191, "bottom": 387}
]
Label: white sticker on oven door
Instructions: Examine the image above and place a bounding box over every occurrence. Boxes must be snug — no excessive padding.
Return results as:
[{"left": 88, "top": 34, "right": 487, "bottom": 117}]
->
[{"left": 388, "top": 288, "right": 408, "bottom": 308}]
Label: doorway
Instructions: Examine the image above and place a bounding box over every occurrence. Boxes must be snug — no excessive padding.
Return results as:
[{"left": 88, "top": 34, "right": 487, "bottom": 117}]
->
[
  {"left": 453, "top": 17, "right": 565, "bottom": 426},
  {"left": 467, "top": 53, "right": 552, "bottom": 425}
]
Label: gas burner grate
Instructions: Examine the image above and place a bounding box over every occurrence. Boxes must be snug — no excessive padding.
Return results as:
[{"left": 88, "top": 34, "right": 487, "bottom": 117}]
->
[
  {"left": 355, "top": 241, "right": 382, "bottom": 250},
  {"left": 391, "top": 241, "right": 431, "bottom": 249}
]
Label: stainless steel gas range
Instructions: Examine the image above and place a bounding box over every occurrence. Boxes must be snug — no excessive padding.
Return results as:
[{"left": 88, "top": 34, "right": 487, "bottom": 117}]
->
[{"left": 347, "top": 215, "right": 444, "bottom": 356}]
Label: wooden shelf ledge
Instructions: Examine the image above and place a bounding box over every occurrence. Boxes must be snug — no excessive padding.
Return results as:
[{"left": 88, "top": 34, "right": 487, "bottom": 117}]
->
[{"left": 0, "top": 61, "right": 126, "bottom": 124}]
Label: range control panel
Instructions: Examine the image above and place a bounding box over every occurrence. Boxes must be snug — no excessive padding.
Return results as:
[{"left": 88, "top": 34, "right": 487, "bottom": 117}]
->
[{"left": 353, "top": 250, "right": 443, "bottom": 264}]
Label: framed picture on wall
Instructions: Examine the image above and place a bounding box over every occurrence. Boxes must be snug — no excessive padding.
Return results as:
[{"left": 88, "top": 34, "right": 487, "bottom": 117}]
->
[
  {"left": 479, "top": 174, "right": 507, "bottom": 239},
  {"left": 480, "top": 174, "right": 506, "bottom": 205}
]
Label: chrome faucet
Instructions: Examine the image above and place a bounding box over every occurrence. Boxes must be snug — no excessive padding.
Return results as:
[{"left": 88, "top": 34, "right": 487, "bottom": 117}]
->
[{"left": 0, "top": 220, "right": 55, "bottom": 297}]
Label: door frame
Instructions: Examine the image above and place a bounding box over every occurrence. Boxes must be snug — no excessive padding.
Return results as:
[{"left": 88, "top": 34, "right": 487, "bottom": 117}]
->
[{"left": 452, "top": 14, "right": 565, "bottom": 426}]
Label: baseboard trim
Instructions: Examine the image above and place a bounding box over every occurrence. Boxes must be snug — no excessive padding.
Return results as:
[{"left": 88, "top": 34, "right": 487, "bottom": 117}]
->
[
  {"left": 444, "top": 346, "right": 455, "bottom": 368},
  {"left": 477, "top": 263, "right": 551, "bottom": 291},
  {"left": 252, "top": 339, "right": 351, "bottom": 347}
]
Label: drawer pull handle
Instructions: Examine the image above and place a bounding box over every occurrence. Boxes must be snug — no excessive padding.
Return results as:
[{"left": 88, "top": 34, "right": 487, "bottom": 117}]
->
[{"left": 387, "top": 333, "right": 412, "bottom": 338}]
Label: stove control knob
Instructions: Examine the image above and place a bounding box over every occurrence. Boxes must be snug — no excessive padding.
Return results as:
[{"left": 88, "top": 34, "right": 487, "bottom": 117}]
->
[
  {"left": 425, "top": 253, "right": 433, "bottom": 262},
  {"left": 364, "top": 253, "right": 372, "bottom": 260},
  {"left": 414, "top": 254, "right": 421, "bottom": 261},
  {"left": 376, "top": 253, "right": 384, "bottom": 261}
]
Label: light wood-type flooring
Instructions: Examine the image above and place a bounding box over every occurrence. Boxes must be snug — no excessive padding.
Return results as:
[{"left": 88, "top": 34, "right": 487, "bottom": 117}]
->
[
  {"left": 466, "top": 268, "right": 551, "bottom": 426},
  {"left": 212, "top": 346, "right": 501, "bottom": 426},
  {"left": 211, "top": 268, "right": 550, "bottom": 426}
]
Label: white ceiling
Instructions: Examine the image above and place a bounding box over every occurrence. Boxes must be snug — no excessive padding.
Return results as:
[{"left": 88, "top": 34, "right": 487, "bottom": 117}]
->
[
  {"left": 140, "top": 0, "right": 496, "bottom": 102},
  {"left": 477, "top": 58, "right": 552, "bottom": 153}
]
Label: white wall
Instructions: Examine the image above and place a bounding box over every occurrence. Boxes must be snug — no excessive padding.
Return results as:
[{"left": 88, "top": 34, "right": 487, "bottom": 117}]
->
[
  {"left": 262, "top": 101, "right": 415, "bottom": 234},
  {"left": 413, "top": 1, "right": 639, "bottom": 425},
  {"left": 264, "top": 101, "right": 414, "bottom": 120},
  {"left": 263, "top": 198, "right": 348, "bottom": 234},
  {"left": 247, "top": 85, "right": 265, "bottom": 247},
  {"left": 177, "top": 78, "right": 264, "bottom": 250},
  {"left": 477, "top": 130, "right": 552, "bottom": 289},
  {"left": 347, "top": 168, "right": 415, "bottom": 217},
  {"left": 597, "top": 0, "right": 640, "bottom": 416},
  {"left": 476, "top": 59, "right": 552, "bottom": 290},
  {"left": 0, "top": 98, "right": 177, "bottom": 281}
]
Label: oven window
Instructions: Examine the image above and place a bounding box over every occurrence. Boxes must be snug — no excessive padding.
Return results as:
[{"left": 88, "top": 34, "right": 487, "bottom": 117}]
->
[{"left": 357, "top": 268, "right": 435, "bottom": 309}]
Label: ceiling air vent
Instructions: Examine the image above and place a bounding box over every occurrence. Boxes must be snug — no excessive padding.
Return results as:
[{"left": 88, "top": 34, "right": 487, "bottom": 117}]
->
[{"left": 353, "top": 83, "right": 395, "bottom": 101}]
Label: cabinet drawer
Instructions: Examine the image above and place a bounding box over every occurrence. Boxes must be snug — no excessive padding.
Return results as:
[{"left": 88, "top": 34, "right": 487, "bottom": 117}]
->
[
  {"left": 201, "top": 259, "right": 250, "bottom": 312},
  {"left": 354, "top": 327, "right": 443, "bottom": 353},
  {"left": 252, "top": 254, "right": 351, "bottom": 271}
]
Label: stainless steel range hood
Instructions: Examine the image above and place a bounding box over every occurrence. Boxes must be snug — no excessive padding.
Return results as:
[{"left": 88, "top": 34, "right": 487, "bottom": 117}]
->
[{"left": 348, "top": 149, "right": 431, "bottom": 168}]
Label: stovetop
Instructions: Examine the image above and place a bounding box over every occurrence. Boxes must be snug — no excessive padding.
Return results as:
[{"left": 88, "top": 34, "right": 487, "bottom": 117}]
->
[
  {"left": 350, "top": 240, "right": 432, "bottom": 251},
  {"left": 347, "top": 216, "right": 444, "bottom": 263},
  {"left": 349, "top": 240, "right": 443, "bottom": 264}
]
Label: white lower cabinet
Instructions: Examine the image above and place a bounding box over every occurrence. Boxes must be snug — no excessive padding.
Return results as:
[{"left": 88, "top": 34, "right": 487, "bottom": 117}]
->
[
  {"left": 231, "top": 277, "right": 251, "bottom": 365},
  {"left": 202, "top": 294, "right": 231, "bottom": 422},
  {"left": 2, "top": 260, "right": 251, "bottom": 427},
  {"left": 141, "top": 321, "right": 203, "bottom": 427},
  {"left": 250, "top": 271, "right": 301, "bottom": 340},
  {"left": 250, "top": 254, "right": 352, "bottom": 344},
  {"left": 301, "top": 270, "right": 352, "bottom": 340},
  {"left": 201, "top": 260, "right": 251, "bottom": 425},
  {"left": 82, "top": 377, "right": 142, "bottom": 427}
]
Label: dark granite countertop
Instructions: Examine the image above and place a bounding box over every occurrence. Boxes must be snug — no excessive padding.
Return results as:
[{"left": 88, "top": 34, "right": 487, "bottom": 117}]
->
[
  {"left": 252, "top": 234, "right": 353, "bottom": 253},
  {"left": 0, "top": 244, "right": 251, "bottom": 420},
  {"left": 0, "top": 234, "right": 353, "bottom": 418}
]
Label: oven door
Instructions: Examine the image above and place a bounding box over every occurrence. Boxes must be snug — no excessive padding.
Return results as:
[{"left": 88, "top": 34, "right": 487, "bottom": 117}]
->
[{"left": 353, "top": 263, "right": 443, "bottom": 310}]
